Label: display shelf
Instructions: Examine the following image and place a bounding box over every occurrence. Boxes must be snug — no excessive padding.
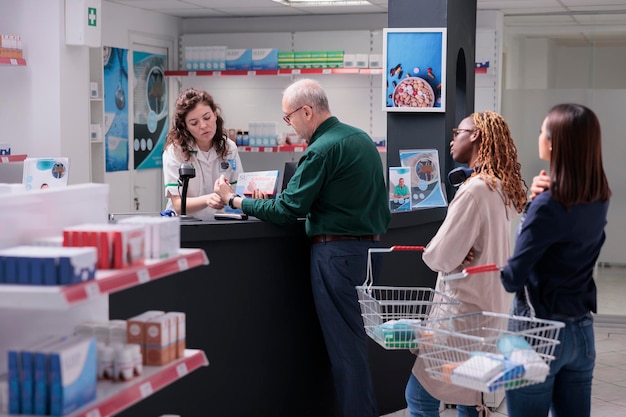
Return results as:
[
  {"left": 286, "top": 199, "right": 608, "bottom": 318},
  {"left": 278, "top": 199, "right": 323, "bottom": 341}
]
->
[
  {"left": 0, "top": 154, "right": 27, "bottom": 163},
  {"left": 238, "top": 145, "right": 307, "bottom": 153},
  {"left": 164, "top": 67, "right": 382, "bottom": 77},
  {"left": 0, "top": 248, "right": 209, "bottom": 310},
  {"left": 0, "top": 349, "right": 208, "bottom": 417},
  {"left": 0, "top": 57, "right": 26, "bottom": 66}
]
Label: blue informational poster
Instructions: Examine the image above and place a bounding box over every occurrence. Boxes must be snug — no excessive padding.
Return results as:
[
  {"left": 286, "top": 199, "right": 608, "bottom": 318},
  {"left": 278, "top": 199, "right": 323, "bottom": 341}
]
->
[
  {"left": 399, "top": 149, "right": 448, "bottom": 209},
  {"left": 389, "top": 167, "right": 412, "bottom": 212},
  {"left": 103, "top": 47, "right": 129, "bottom": 172},
  {"left": 132, "top": 51, "right": 168, "bottom": 170}
]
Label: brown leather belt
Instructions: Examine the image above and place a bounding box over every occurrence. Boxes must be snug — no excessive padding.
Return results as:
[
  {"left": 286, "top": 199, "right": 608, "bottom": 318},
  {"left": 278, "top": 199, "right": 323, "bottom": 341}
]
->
[{"left": 311, "top": 234, "right": 380, "bottom": 244}]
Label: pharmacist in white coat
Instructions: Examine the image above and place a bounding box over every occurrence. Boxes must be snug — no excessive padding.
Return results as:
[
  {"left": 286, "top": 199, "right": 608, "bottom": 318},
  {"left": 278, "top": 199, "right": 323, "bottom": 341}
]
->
[{"left": 163, "top": 88, "right": 243, "bottom": 220}]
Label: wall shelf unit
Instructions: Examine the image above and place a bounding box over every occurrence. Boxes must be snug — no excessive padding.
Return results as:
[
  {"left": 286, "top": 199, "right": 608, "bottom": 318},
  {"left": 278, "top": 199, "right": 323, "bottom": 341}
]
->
[{"left": 164, "top": 67, "right": 382, "bottom": 77}]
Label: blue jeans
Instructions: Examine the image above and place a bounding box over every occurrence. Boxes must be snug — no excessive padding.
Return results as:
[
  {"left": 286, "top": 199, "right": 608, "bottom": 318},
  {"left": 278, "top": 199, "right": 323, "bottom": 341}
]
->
[
  {"left": 310, "top": 240, "right": 379, "bottom": 417},
  {"left": 405, "top": 373, "right": 479, "bottom": 417},
  {"left": 505, "top": 313, "right": 595, "bottom": 417}
]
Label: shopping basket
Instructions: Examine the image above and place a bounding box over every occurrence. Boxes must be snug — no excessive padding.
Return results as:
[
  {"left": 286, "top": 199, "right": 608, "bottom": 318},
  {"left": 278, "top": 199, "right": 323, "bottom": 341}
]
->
[
  {"left": 356, "top": 246, "right": 460, "bottom": 350},
  {"left": 414, "top": 311, "right": 565, "bottom": 393}
]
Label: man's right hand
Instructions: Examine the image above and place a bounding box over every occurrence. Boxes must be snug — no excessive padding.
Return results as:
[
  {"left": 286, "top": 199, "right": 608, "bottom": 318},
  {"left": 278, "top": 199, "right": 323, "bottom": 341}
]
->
[{"left": 529, "top": 169, "right": 550, "bottom": 200}]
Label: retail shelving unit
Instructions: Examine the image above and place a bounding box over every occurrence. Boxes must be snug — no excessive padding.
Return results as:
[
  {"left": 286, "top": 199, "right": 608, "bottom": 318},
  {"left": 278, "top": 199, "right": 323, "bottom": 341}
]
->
[
  {"left": 0, "top": 184, "right": 210, "bottom": 417},
  {"left": 164, "top": 67, "right": 382, "bottom": 77}
]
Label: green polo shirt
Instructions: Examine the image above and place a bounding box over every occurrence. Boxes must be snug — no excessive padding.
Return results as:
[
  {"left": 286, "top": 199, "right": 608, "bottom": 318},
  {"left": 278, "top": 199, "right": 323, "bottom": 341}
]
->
[{"left": 242, "top": 116, "right": 390, "bottom": 237}]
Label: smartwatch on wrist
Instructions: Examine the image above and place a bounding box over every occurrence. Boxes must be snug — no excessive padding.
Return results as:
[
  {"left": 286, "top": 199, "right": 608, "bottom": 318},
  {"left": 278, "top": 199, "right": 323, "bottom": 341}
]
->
[{"left": 228, "top": 194, "right": 241, "bottom": 210}]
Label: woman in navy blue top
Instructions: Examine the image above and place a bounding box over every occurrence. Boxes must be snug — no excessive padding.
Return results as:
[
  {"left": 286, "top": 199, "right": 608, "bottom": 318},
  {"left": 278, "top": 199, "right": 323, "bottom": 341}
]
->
[{"left": 501, "top": 103, "right": 611, "bottom": 417}]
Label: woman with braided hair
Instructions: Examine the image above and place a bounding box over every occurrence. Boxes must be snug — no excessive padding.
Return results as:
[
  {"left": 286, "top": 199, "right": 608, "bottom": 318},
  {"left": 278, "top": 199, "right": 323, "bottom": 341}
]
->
[
  {"left": 162, "top": 88, "right": 243, "bottom": 220},
  {"left": 405, "top": 110, "right": 527, "bottom": 417}
]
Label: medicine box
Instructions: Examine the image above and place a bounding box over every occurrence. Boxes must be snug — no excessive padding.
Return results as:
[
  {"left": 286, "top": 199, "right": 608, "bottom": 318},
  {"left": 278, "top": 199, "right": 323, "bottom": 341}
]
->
[
  {"left": 47, "top": 336, "right": 97, "bottom": 416},
  {"left": 225, "top": 48, "right": 252, "bottom": 70},
  {"left": 127, "top": 310, "right": 165, "bottom": 363},
  {"left": 22, "top": 157, "right": 70, "bottom": 191},
  {"left": 144, "top": 315, "right": 171, "bottom": 366},
  {"left": 118, "top": 215, "right": 180, "bottom": 260},
  {"left": 251, "top": 48, "right": 279, "bottom": 70},
  {"left": 163, "top": 312, "right": 186, "bottom": 359}
]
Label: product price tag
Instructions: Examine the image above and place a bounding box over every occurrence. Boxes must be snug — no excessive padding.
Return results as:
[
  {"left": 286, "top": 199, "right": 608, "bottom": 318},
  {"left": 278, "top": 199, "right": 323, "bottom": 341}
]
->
[
  {"left": 177, "top": 258, "right": 189, "bottom": 271},
  {"left": 250, "top": 147, "right": 259, "bottom": 152},
  {"left": 295, "top": 147, "right": 304, "bottom": 152},
  {"left": 10, "top": 59, "right": 17, "bottom": 65},
  {"left": 248, "top": 71, "right": 256, "bottom": 76},
  {"left": 263, "top": 147, "right": 273, "bottom": 152},
  {"left": 85, "top": 282, "right": 101, "bottom": 299},
  {"left": 1, "top": 156, "right": 8, "bottom": 163},
  {"left": 292, "top": 69, "right": 301, "bottom": 75},
  {"left": 85, "top": 408, "right": 102, "bottom": 417},
  {"left": 139, "top": 382, "right": 153, "bottom": 398},
  {"left": 322, "top": 69, "right": 331, "bottom": 74},
  {"left": 136, "top": 268, "right": 150, "bottom": 284},
  {"left": 176, "top": 363, "right": 189, "bottom": 378}
]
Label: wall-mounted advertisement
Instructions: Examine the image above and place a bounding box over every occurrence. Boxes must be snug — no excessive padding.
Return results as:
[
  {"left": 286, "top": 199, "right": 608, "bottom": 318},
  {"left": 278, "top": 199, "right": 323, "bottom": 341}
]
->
[
  {"left": 132, "top": 51, "right": 168, "bottom": 170},
  {"left": 103, "top": 46, "right": 129, "bottom": 172},
  {"left": 382, "top": 28, "right": 446, "bottom": 112}
]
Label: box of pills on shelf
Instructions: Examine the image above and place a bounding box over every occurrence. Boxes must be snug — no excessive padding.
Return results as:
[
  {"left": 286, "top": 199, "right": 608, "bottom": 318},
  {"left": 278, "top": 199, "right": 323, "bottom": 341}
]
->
[
  {"left": 0, "top": 143, "right": 10, "bottom": 155},
  {"left": 144, "top": 315, "right": 172, "bottom": 366},
  {"left": 48, "top": 336, "right": 97, "bottom": 416},
  {"left": 127, "top": 311, "right": 164, "bottom": 362},
  {"left": 343, "top": 53, "right": 356, "bottom": 68},
  {"left": 225, "top": 49, "right": 252, "bottom": 70},
  {"left": 118, "top": 215, "right": 180, "bottom": 260},
  {"left": 251, "top": 48, "right": 279, "bottom": 70},
  {"left": 163, "top": 312, "right": 186, "bottom": 359},
  {"left": 294, "top": 51, "right": 312, "bottom": 68},
  {"left": 369, "top": 54, "right": 383, "bottom": 68},
  {"left": 326, "top": 50, "right": 344, "bottom": 68},
  {"left": 309, "top": 51, "right": 327, "bottom": 68},
  {"left": 355, "top": 53, "right": 369, "bottom": 68},
  {"left": 278, "top": 51, "right": 295, "bottom": 69}
]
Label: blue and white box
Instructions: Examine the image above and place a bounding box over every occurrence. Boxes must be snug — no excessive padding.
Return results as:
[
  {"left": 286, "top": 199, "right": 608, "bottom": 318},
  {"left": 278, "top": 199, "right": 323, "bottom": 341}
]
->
[
  {"left": 251, "top": 48, "right": 279, "bottom": 70},
  {"left": 226, "top": 48, "right": 252, "bottom": 70},
  {"left": 0, "top": 142, "right": 10, "bottom": 155},
  {"left": 48, "top": 336, "right": 97, "bottom": 416}
]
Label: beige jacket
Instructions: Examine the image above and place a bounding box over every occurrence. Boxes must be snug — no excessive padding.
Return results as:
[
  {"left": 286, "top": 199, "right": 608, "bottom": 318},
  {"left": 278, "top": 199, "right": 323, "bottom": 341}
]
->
[{"left": 411, "top": 175, "right": 518, "bottom": 406}]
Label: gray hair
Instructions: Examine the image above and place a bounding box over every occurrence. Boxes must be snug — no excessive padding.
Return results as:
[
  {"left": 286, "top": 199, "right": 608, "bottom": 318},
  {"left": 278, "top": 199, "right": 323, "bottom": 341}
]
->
[{"left": 283, "top": 78, "right": 330, "bottom": 112}]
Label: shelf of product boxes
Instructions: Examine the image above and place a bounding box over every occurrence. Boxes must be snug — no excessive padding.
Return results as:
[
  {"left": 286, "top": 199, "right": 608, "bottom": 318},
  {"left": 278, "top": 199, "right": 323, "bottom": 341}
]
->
[
  {"left": 0, "top": 248, "right": 209, "bottom": 310},
  {"left": 0, "top": 57, "right": 26, "bottom": 66},
  {"left": 164, "top": 68, "right": 382, "bottom": 77},
  {"left": 238, "top": 145, "right": 307, "bottom": 153},
  {"left": 0, "top": 154, "right": 27, "bottom": 163},
  {"left": 45, "top": 349, "right": 209, "bottom": 417}
]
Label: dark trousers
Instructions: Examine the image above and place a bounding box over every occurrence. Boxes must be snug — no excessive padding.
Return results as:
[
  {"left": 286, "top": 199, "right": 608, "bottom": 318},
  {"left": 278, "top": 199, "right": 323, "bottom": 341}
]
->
[{"left": 310, "top": 240, "right": 379, "bottom": 417}]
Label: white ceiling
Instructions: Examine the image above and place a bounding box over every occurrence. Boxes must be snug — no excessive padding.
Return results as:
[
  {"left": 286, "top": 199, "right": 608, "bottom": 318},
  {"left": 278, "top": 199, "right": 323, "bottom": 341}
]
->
[{"left": 108, "top": 0, "right": 626, "bottom": 42}]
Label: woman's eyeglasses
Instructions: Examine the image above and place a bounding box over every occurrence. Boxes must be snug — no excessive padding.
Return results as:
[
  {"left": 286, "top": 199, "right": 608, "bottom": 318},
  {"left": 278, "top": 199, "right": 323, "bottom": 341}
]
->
[
  {"left": 282, "top": 106, "right": 306, "bottom": 124},
  {"left": 452, "top": 128, "right": 476, "bottom": 138}
]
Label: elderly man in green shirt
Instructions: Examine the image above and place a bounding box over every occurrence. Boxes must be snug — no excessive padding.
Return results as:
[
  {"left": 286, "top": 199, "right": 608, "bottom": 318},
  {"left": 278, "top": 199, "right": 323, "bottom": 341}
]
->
[{"left": 215, "top": 78, "right": 390, "bottom": 417}]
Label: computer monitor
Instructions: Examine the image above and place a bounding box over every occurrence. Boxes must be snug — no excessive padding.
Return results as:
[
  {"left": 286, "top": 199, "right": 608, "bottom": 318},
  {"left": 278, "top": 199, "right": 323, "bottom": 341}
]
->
[{"left": 281, "top": 161, "right": 297, "bottom": 192}]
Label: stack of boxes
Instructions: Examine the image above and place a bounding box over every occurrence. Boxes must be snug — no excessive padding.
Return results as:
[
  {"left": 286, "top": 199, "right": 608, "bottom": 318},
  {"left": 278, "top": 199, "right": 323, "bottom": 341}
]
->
[{"left": 0, "top": 34, "right": 23, "bottom": 60}]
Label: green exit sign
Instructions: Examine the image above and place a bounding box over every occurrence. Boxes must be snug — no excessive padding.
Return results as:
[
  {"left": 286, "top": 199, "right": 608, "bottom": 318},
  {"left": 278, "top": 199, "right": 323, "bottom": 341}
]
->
[{"left": 88, "top": 7, "right": 97, "bottom": 27}]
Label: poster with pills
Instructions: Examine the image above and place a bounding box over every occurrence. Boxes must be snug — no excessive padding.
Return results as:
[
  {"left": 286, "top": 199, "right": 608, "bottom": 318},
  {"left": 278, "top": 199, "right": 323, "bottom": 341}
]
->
[{"left": 382, "top": 28, "right": 446, "bottom": 112}]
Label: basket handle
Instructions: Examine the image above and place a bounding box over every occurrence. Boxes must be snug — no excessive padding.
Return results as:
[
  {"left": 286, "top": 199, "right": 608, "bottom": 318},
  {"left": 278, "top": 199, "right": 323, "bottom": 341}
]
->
[
  {"left": 364, "top": 246, "right": 425, "bottom": 288},
  {"left": 441, "top": 263, "right": 502, "bottom": 282}
]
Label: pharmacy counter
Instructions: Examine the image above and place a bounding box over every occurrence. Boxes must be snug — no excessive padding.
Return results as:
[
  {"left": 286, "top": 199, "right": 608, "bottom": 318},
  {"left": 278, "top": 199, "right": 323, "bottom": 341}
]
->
[{"left": 109, "top": 208, "right": 445, "bottom": 417}]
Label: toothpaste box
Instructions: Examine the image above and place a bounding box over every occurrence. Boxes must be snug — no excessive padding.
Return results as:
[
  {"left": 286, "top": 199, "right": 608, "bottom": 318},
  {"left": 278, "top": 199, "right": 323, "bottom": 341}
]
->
[
  {"left": 251, "top": 48, "right": 279, "bottom": 70},
  {"left": 48, "top": 336, "right": 97, "bottom": 416},
  {"left": 225, "top": 48, "right": 252, "bottom": 70},
  {"left": 278, "top": 51, "right": 295, "bottom": 69}
]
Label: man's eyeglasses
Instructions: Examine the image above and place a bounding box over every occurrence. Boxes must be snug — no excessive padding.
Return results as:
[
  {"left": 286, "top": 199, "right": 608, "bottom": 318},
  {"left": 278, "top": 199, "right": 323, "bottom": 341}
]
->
[
  {"left": 452, "top": 128, "right": 476, "bottom": 138},
  {"left": 282, "top": 106, "right": 306, "bottom": 125}
]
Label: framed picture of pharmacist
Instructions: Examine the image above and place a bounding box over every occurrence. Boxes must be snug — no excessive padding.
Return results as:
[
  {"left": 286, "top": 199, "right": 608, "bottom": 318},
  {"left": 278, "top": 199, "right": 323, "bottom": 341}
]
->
[{"left": 382, "top": 28, "right": 447, "bottom": 112}]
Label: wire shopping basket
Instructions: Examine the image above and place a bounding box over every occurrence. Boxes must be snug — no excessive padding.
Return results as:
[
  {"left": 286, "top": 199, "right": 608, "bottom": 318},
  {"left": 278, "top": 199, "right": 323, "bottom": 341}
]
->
[
  {"left": 414, "top": 311, "right": 565, "bottom": 393},
  {"left": 356, "top": 246, "right": 460, "bottom": 350}
]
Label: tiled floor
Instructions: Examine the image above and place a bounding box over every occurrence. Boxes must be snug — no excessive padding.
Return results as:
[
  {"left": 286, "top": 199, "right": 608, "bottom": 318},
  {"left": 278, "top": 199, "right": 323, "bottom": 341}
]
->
[{"left": 384, "top": 265, "right": 626, "bottom": 417}]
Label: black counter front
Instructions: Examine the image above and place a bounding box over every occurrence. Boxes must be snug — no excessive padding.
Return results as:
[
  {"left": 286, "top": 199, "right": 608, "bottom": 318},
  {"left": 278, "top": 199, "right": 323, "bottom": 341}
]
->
[{"left": 109, "top": 209, "right": 445, "bottom": 417}]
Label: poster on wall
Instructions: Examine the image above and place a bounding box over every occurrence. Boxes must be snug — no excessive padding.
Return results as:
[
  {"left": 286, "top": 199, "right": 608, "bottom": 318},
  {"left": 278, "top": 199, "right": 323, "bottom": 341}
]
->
[
  {"left": 132, "top": 51, "right": 168, "bottom": 170},
  {"left": 382, "top": 28, "right": 446, "bottom": 112},
  {"left": 103, "top": 47, "right": 129, "bottom": 172},
  {"left": 399, "top": 149, "right": 447, "bottom": 209}
]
